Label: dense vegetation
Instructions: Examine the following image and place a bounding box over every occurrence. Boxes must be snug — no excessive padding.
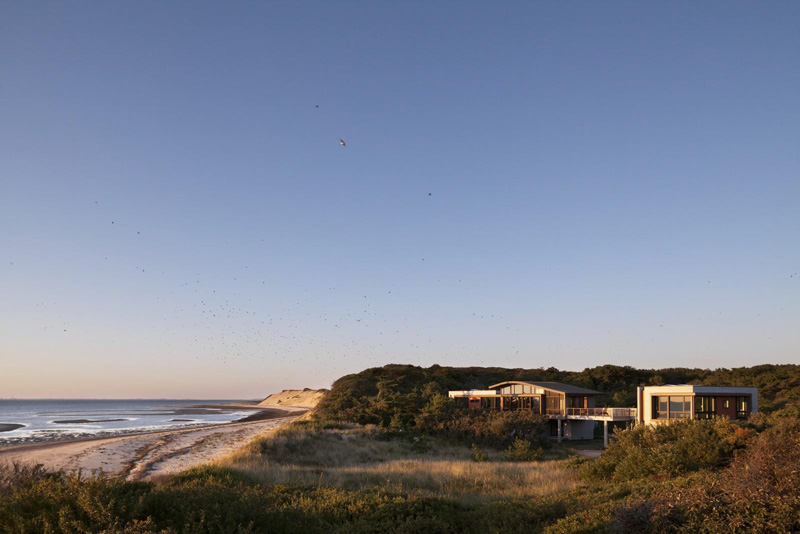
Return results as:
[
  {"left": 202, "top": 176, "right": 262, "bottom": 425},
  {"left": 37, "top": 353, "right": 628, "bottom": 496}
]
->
[
  {"left": 315, "top": 363, "right": 800, "bottom": 425},
  {"left": 573, "top": 417, "right": 800, "bottom": 533},
  {"left": 582, "top": 417, "right": 757, "bottom": 482},
  {"left": 2, "top": 363, "right": 799, "bottom": 533},
  {"left": 2, "top": 417, "right": 798, "bottom": 533}
]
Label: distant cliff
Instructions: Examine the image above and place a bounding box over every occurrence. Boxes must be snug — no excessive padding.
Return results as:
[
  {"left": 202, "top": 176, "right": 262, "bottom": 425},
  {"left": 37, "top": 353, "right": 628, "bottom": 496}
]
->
[{"left": 258, "top": 388, "right": 328, "bottom": 408}]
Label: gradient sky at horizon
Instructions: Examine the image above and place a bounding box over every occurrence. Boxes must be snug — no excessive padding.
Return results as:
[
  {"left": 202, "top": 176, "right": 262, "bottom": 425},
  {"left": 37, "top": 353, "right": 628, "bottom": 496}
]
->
[{"left": 1, "top": 2, "right": 799, "bottom": 398}]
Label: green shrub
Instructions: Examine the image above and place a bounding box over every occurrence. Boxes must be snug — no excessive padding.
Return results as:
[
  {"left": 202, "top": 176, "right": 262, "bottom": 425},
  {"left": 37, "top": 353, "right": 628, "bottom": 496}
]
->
[
  {"left": 582, "top": 419, "right": 751, "bottom": 482},
  {"left": 429, "top": 409, "right": 550, "bottom": 449},
  {"left": 0, "top": 463, "right": 578, "bottom": 534},
  {"left": 663, "top": 419, "right": 800, "bottom": 533},
  {"left": 505, "top": 438, "right": 543, "bottom": 462},
  {"left": 470, "top": 443, "right": 487, "bottom": 462},
  {"left": 407, "top": 435, "right": 432, "bottom": 454}
]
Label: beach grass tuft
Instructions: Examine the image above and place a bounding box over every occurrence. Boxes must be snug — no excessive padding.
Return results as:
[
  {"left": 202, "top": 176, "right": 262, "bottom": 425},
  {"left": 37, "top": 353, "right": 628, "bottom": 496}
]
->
[{"left": 215, "top": 424, "right": 580, "bottom": 502}]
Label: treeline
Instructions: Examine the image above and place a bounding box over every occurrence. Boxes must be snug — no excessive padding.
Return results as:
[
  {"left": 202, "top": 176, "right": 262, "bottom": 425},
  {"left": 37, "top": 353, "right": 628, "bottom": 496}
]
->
[{"left": 315, "top": 363, "right": 800, "bottom": 426}]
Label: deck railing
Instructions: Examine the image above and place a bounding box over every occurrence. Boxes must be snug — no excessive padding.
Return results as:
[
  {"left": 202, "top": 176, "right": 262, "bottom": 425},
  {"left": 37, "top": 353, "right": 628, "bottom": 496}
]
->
[{"left": 564, "top": 407, "right": 637, "bottom": 418}]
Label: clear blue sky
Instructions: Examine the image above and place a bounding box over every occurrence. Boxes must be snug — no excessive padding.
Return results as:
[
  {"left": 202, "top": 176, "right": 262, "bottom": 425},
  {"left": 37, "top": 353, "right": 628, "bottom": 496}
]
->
[{"left": 1, "top": 2, "right": 798, "bottom": 398}]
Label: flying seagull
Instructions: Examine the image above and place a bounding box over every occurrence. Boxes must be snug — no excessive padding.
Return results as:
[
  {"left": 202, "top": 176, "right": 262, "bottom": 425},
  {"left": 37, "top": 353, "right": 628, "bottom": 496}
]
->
[{"left": 340, "top": 139, "right": 346, "bottom": 147}]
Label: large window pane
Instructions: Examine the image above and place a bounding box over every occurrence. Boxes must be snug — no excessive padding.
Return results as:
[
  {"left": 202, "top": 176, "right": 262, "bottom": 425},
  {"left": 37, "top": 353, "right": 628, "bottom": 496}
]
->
[
  {"left": 658, "top": 397, "right": 668, "bottom": 419},
  {"left": 695, "top": 396, "right": 715, "bottom": 419},
  {"left": 736, "top": 396, "right": 749, "bottom": 419},
  {"left": 668, "top": 396, "right": 690, "bottom": 419}
]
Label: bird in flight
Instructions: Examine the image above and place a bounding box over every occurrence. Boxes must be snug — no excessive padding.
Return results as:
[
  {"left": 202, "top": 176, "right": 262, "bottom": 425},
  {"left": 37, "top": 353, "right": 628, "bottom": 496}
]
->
[{"left": 340, "top": 139, "right": 346, "bottom": 147}]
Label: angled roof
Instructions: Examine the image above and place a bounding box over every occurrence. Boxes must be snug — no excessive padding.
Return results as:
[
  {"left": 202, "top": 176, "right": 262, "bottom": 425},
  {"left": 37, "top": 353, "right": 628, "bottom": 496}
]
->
[{"left": 488, "top": 380, "right": 602, "bottom": 395}]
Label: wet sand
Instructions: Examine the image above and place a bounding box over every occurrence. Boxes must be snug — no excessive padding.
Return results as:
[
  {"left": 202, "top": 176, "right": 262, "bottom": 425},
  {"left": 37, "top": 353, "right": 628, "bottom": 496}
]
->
[{"left": 0, "top": 406, "right": 305, "bottom": 480}]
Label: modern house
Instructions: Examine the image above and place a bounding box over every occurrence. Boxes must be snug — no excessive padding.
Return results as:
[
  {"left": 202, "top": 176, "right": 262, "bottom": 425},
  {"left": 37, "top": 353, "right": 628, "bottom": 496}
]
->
[
  {"left": 635, "top": 385, "right": 758, "bottom": 425},
  {"left": 449, "top": 381, "right": 758, "bottom": 447},
  {"left": 448, "top": 381, "right": 637, "bottom": 447}
]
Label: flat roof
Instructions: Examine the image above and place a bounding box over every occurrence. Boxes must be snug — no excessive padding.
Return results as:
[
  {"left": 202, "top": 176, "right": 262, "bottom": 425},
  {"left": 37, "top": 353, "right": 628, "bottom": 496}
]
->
[
  {"left": 641, "top": 385, "right": 757, "bottom": 393},
  {"left": 488, "top": 381, "right": 602, "bottom": 395}
]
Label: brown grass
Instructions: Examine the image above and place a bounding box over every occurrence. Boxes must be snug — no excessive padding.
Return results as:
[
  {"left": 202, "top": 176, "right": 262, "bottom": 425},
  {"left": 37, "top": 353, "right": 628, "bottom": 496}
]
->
[{"left": 215, "top": 425, "right": 581, "bottom": 503}]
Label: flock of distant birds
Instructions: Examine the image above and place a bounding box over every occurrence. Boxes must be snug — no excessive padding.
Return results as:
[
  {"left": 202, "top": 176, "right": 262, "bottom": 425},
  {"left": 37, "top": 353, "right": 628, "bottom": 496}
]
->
[
  {"left": 5, "top": 103, "right": 798, "bottom": 374},
  {"left": 7, "top": 105, "right": 452, "bottom": 377}
]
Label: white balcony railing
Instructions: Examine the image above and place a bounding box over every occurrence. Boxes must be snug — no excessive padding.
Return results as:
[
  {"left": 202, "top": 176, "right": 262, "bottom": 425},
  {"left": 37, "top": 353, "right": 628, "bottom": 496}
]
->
[{"left": 564, "top": 407, "right": 637, "bottom": 419}]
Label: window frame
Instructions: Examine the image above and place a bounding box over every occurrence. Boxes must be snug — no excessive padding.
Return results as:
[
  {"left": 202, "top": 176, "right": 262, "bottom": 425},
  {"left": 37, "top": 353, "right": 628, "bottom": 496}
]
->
[
  {"left": 736, "top": 396, "right": 749, "bottom": 419},
  {"left": 695, "top": 396, "right": 716, "bottom": 420},
  {"left": 652, "top": 395, "right": 692, "bottom": 419},
  {"left": 668, "top": 396, "right": 691, "bottom": 419}
]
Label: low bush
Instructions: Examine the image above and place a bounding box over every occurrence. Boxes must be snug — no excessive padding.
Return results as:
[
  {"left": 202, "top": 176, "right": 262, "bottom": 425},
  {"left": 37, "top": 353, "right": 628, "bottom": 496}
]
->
[
  {"left": 650, "top": 419, "right": 800, "bottom": 533},
  {"left": 505, "top": 438, "right": 543, "bottom": 462},
  {"left": 470, "top": 443, "right": 487, "bottom": 463},
  {"left": 582, "top": 419, "right": 753, "bottom": 482},
  {"left": 4, "top": 418, "right": 796, "bottom": 534},
  {"left": 0, "top": 462, "right": 581, "bottom": 533},
  {"left": 425, "top": 409, "right": 550, "bottom": 449}
]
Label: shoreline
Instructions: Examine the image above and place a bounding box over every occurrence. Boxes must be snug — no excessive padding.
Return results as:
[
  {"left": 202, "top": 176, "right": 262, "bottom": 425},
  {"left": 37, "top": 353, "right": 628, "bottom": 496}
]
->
[
  {"left": 0, "top": 407, "right": 305, "bottom": 480},
  {"left": 0, "top": 405, "right": 303, "bottom": 451}
]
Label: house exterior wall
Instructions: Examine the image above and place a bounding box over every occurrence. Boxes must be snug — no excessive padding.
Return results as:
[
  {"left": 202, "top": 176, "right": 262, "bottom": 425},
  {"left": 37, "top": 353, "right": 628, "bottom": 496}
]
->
[
  {"left": 716, "top": 396, "right": 736, "bottom": 419},
  {"left": 562, "top": 420, "right": 596, "bottom": 440},
  {"left": 545, "top": 392, "right": 563, "bottom": 414},
  {"left": 636, "top": 386, "right": 758, "bottom": 425}
]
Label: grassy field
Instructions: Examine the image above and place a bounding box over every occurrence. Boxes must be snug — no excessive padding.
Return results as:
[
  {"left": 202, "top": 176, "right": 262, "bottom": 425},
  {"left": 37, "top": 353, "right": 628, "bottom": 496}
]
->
[{"left": 214, "top": 424, "right": 580, "bottom": 503}]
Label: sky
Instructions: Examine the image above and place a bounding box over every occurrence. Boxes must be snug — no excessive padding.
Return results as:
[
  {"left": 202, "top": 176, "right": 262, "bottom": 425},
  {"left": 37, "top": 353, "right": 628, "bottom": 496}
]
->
[{"left": 1, "top": 2, "right": 799, "bottom": 399}]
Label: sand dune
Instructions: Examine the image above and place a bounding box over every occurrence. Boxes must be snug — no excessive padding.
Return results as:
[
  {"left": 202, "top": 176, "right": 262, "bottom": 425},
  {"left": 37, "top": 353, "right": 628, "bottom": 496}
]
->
[{"left": 258, "top": 388, "right": 327, "bottom": 408}]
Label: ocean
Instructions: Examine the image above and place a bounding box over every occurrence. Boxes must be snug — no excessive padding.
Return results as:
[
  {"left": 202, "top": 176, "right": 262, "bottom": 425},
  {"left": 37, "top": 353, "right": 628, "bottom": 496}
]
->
[{"left": 0, "top": 399, "right": 256, "bottom": 445}]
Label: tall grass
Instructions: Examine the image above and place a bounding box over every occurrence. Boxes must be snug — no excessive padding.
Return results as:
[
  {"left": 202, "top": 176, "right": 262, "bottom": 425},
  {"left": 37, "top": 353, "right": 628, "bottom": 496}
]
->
[{"left": 215, "top": 425, "right": 579, "bottom": 502}]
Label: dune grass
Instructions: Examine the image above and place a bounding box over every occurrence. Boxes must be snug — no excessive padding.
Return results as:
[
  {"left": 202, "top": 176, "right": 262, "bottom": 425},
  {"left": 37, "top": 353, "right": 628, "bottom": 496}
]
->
[{"left": 214, "top": 424, "right": 580, "bottom": 503}]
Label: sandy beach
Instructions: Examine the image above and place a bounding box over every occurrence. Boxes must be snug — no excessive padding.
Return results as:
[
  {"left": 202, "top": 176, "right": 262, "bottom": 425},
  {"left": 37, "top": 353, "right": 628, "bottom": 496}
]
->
[{"left": 0, "top": 406, "right": 305, "bottom": 480}]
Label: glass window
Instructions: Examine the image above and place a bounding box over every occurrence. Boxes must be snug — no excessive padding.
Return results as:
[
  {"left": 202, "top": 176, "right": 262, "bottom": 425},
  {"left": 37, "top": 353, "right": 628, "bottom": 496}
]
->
[
  {"left": 652, "top": 396, "right": 669, "bottom": 419},
  {"left": 658, "top": 397, "right": 668, "bottom": 418},
  {"left": 736, "top": 396, "right": 749, "bottom": 419},
  {"left": 695, "top": 396, "right": 715, "bottom": 419},
  {"left": 737, "top": 397, "right": 747, "bottom": 411},
  {"left": 669, "top": 396, "right": 691, "bottom": 419}
]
